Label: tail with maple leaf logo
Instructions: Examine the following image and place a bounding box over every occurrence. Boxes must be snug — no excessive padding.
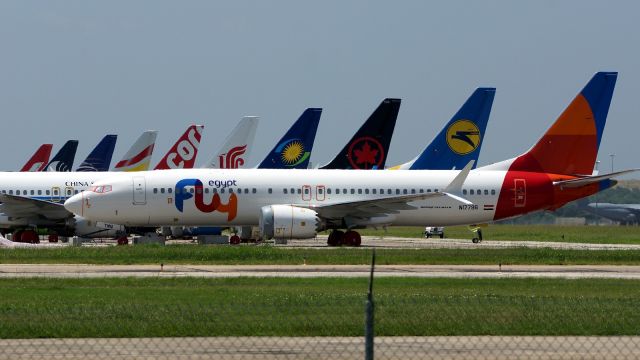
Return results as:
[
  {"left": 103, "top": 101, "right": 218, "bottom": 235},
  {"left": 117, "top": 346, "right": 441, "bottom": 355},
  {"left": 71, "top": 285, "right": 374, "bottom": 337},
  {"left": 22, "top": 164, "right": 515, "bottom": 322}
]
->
[
  {"left": 257, "top": 108, "right": 322, "bottom": 169},
  {"left": 320, "top": 98, "right": 401, "bottom": 170}
]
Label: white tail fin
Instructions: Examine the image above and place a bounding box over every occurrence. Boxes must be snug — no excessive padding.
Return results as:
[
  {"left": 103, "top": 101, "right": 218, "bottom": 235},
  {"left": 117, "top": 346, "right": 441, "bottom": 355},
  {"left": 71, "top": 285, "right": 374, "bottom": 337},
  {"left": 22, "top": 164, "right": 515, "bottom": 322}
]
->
[
  {"left": 113, "top": 130, "right": 158, "bottom": 172},
  {"left": 203, "top": 116, "right": 259, "bottom": 169}
]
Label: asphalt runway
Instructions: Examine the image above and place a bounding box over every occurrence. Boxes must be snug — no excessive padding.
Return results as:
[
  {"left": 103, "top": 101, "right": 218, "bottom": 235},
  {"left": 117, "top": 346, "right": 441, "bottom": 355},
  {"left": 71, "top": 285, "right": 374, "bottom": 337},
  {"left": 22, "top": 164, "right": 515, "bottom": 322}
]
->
[
  {"left": 286, "top": 235, "right": 640, "bottom": 250},
  {"left": 3, "top": 264, "right": 640, "bottom": 279},
  {"left": 0, "top": 336, "right": 637, "bottom": 359}
]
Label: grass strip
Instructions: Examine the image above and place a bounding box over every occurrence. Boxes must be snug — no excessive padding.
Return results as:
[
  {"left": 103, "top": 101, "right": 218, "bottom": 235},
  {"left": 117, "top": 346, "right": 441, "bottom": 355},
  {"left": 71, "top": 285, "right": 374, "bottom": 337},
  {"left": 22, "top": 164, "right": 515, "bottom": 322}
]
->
[
  {"left": 3, "top": 245, "right": 640, "bottom": 265},
  {"left": 1, "top": 277, "right": 639, "bottom": 338}
]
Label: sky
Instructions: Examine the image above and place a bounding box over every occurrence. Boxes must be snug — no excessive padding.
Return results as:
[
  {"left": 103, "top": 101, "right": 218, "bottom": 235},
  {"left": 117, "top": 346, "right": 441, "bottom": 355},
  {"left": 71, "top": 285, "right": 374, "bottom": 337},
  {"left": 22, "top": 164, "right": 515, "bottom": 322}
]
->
[{"left": 0, "top": 1, "right": 638, "bottom": 175}]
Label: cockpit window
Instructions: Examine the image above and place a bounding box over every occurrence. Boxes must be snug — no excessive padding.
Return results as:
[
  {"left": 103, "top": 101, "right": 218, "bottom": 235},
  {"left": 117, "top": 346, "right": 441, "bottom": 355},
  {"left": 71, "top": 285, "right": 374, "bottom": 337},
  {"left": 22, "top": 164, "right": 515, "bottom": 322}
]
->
[{"left": 91, "top": 185, "right": 112, "bottom": 193}]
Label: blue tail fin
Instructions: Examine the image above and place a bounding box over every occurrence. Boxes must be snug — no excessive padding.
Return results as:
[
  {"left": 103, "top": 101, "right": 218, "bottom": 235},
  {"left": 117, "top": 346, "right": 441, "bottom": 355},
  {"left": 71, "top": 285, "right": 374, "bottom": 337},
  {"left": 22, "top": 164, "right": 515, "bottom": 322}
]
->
[
  {"left": 258, "top": 108, "right": 321, "bottom": 169},
  {"left": 77, "top": 135, "right": 118, "bottom": 172},
  {"left": 44, "top": 140, "right": 79, "bottom": 172},
  {"left": 321, "top": 98, "right": 401, "bottom": 170},
  {"left": 404, "top": 88, "right": 495, "bottom": 170}
]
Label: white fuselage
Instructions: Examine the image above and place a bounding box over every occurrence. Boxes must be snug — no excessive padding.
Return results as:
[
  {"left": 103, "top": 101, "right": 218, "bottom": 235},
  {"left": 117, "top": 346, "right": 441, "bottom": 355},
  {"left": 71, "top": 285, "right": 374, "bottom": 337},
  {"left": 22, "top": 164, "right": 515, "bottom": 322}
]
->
[{"left": 67, "top": 168, "right": 511, "bottom": 228}]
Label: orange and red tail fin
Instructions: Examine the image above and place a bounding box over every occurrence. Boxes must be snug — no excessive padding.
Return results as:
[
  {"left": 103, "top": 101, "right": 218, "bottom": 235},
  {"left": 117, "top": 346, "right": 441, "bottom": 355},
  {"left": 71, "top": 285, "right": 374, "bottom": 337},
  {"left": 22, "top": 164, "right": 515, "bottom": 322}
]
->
[
  {"left": 20, "top": 144, "right": 53, "bottom": 172},
  {"left": 509, "top": 72, "right": 617, "bottom": 176}
]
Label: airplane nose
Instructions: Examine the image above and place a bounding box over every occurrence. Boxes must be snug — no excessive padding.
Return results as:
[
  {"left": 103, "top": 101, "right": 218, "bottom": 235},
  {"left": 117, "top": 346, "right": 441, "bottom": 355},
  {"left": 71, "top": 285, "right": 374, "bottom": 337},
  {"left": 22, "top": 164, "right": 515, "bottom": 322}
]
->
[{"left": 64, "top": 193, "right": 84, "bottom": 216}]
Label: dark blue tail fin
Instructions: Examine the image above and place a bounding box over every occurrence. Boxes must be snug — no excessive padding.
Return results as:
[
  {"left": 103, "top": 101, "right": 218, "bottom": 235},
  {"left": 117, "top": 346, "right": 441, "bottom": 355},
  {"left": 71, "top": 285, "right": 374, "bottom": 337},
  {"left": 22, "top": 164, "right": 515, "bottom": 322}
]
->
[
  {"left": 258, "top": 108, "right": 321, "bottom": 169},
  {"left": 44, "top": 140, "right": 79, "bottom": 172},
  {"left": 320, "top": 98, "right": 400, "bottom": 169},
  {"left": 403, "top": 88, "right": 495, "bottom": 170},
  {"left": 77, "top": 135, "right": 118, "bottom": 172}
]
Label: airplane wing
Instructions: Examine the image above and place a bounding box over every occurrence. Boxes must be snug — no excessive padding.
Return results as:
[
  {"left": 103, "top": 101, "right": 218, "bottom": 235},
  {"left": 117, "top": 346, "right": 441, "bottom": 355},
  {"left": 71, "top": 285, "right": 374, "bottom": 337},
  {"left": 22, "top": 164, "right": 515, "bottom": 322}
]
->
[
  {"left": 311, "top": 161, "right": 474, "bottom": 222},
  {"left": 0, "top": 194, "right": 73, "bottom": 221}
]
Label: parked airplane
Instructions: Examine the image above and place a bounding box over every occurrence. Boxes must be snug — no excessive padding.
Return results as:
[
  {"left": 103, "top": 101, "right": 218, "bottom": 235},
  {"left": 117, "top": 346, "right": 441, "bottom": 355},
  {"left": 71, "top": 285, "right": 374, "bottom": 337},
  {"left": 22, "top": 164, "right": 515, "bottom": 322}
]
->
[
  {"left": 0, "top": 127, "right": 200, "bottom": 242},
  {"left": 20, "top": 144, "right": 53, "bottom": 172},
  {"left": 154, "top": 125, "right": 204, "bottom": 170},
  {"left": 66, "top": 73, "right": 633, "bottom": 246},
  {"left": 389, "top": 88, "right": 495, "bottom": 170},
  {"left": 112, "top": 130, "right": 158, "bottom": 172},
  {"left": 76, "top": 135, "right": 118, "bottom": 172},
  {"left": 320, "top": 99, "right": 400, "bottom": 170},
  {"left": 203, "top": 116, "right": 258, "bottom": 169},
  {"left": 43, "top": 140, "right": 78, "bottom": 172},
  {"left": 584, "top": 202, "right": 640, "bottom": 225},
  {"left": 257, "top": 108, "right": 321, "bottom": 169}
]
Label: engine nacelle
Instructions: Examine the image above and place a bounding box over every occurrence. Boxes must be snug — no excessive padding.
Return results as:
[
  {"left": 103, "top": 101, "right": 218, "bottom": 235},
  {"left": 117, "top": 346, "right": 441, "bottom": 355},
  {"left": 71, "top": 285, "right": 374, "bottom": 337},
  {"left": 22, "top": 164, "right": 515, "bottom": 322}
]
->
[
  {"left": 73, "top": 216, "right": 125, "bottom": 238},
  {"left": 260, "top": 205, "right": 321, "bottom": 240}
]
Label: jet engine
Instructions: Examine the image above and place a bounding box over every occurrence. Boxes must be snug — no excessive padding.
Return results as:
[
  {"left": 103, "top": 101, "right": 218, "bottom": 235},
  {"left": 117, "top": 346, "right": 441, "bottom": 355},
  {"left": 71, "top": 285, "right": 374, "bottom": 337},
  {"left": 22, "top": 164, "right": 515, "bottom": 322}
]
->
[
  {"left": 72, "top": 216, "right": 126, "bottom": 238},
  {"left": 259, "top": 205, "right": 322, "bottom": 240}
]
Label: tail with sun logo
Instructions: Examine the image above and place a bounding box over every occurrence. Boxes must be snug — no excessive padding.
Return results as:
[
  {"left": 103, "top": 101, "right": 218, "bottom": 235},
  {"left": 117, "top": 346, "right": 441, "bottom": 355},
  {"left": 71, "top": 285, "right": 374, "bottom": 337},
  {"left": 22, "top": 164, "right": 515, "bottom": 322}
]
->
[
  {"left": 320, "top": 98, "right": 401, "bottom": 170},
  {"left": 389, "top": 88, "right": 495, "bottom": 170},
  {"left": 257, "top": 108, "right": 321, "bottom": 169}
]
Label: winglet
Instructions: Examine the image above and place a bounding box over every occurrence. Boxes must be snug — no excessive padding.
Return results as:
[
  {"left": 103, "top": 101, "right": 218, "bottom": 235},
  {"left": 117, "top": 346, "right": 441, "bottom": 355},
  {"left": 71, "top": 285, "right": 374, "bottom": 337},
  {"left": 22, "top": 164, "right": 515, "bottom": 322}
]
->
[{"left": 444, "top": 160, "right": 474, "bottom": 193}]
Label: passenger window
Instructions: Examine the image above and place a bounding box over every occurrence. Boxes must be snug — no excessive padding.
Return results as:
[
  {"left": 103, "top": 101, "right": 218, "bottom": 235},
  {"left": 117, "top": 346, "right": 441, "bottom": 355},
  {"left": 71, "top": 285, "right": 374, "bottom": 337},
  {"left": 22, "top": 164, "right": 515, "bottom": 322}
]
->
[
  {"left": 411, "top": 189, "right": 416, "bottom": 194},
  {"left": 9, "top": 190, "right": 13, "bottom": 195},
  {"left": 291, "top": 188, "right": 295, "bottom": 194},
  {"left": 470, "top": 190, "right": 474, "bottom": 195},
  {"left": 396, "top": 189, "right": 400, "bottom": 195},
  {"left": 213, "top": 188, "right": 218, "bottom": 194},
  {"left": 327, "top": 189, "right": 332, "bottom": 195},
  {"left": 268, "top": 188, "right": 273, "bottom": 194},
  {"left": 365, "top": 189, "right": 369, "bottom": 194},
  {"left": 387, "top": 189, "right": 392, "bottom": 195},
  {"left": 484, "top": 190, "right": 489, "bottom": 195},
  {"left": 252, "top": 188, "right": 257, "bottom": 194},
  {"left": 372, "top": 189, "right": 376, "bottom": 194},
  {"left": 153, "top": 188, "right": 158, "bottom": 194},
  {"left": 229, "top": 188, "right": 234, "bottom": 193},
  {"left": 303, "top": 188, "right": 308, "bottom": 195},
  {"left": 30, "top": 190, "right": 35, "bottom": 195},
  {"left": 46, "top": 190, "right": 50, "bottom": 195},
  {"left": 168, "top": 188, "right": 173, "bottom": 194},
  {"left": 245, "top": 189, "right": 249, "bottom": 194},
  {"left": 358, "top": 189, "right": 362, "bottom": 194},
  {"left": 477, "top": 189, "right": 481, "bottom": 195},
  {"left": 283, "top": 189, "right": 288, "bottom": 194},
  {"left": 427, "top": 189, "right": 432, "bottom": 193},
  {"left": 161, "top": 188, "right": 165, "bottom": 194},
  {"left": 463, "top": 189, "right": 467, "bottom": 195},
  {"left": 221, "top": 188, "right": 226, "bottom": 194},
  {"left": 204, "top": 188, "right": 209, "bottom": 194},
  {"left": 419, "top": 189, "right": 424, "bottom": 194},
  {"left": 491, "top": 189, "right": 496, "bottom": 195},
  {"left": 403, "top": 189, "right": 408, "bottom": 195},
  {"left": 75, "top": 190, "right": 79, "bottom": 194},
  {"left": 351, "top": 189, "right": 355, "bottom": 194},
  {"left": 318, "top": 188, "right": 324, "bottom": 194},
  {"left": 336, "top": 189, "right": 340, "bottom": 194}
]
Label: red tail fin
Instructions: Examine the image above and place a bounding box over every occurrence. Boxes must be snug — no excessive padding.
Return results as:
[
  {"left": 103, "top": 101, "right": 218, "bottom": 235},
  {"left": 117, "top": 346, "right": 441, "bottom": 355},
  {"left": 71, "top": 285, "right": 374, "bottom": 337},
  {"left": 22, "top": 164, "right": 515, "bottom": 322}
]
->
[
  {"left": 20, "top": 144, "right": 53, "bottom": 172},
  {"left": 154, "top": 125, "right": 204, "bottom": 170}
]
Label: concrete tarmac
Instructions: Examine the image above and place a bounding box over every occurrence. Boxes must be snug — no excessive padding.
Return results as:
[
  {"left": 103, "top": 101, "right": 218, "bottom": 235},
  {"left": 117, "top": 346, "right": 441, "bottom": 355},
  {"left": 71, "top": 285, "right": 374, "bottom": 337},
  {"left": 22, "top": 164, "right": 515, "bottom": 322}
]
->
[
  {"left": 3, "top": 264, "right": 640, "bottom": 279},
  {"left": 0, "top": 336, "right": 638, "bottom": 359}
]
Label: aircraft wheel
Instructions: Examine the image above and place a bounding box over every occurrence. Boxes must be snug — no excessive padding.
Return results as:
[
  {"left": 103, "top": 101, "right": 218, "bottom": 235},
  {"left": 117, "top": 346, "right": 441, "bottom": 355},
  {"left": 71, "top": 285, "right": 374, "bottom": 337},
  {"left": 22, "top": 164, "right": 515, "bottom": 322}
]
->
[
  {"left": 472, "top": 238, "right": 479, "bottom": 244},
  {"left": 22, "top": 230, "right": 39, "bottom": 244},
  {"left": 229, "top": 235, "right": 241, "bottom": 245},
  {"left": 439, "top": 234, "right": 444, "bottom": 239},
  {"left": 328, "top": 230, "right": 344, "bottom": 246},
  {"left": 48, "top": 234, "right": 59, "bottom": 243},
  {"left": 117, "top": 236, "right": 129, "bottom": 245},
  {"left": 344, "top": 230, "right": 361, "bottom": 247}
]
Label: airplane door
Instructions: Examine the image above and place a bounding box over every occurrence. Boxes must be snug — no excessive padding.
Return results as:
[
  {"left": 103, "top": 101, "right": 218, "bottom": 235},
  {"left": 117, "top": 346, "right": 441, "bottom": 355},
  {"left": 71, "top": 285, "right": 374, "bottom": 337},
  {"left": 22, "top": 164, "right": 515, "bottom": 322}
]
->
[
  {"left": 514, "top": 179, "right": 526, "bottom": 208},
  {"left": 51, "top": 187, "right": 61, "bottom": 203},
  {"left": 316, "top": 185, "right": 326, "bottom": 201},
  {"left": 133, "top": 176, "right": 147, "bottom": 205},
  {"left": 302, "top": 185, "right": 312, "bottom": 201}
]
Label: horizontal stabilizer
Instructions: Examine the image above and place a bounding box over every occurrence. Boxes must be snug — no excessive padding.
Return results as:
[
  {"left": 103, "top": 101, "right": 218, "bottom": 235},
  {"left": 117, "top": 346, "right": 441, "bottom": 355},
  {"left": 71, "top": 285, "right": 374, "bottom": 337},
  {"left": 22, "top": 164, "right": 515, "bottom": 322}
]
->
[{"left": 553, "top": 169, "right": 639, "bottom": 189}]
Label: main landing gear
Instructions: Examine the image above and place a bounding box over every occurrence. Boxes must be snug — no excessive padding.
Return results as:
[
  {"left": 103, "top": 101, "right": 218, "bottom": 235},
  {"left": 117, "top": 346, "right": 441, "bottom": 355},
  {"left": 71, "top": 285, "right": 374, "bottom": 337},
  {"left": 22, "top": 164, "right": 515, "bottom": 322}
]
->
[
  {"left": 471, "top": 228, "right": 483, "bottom": 244},
  {"left": 327, "top": 230, "right": 361, "bottom": 247}
]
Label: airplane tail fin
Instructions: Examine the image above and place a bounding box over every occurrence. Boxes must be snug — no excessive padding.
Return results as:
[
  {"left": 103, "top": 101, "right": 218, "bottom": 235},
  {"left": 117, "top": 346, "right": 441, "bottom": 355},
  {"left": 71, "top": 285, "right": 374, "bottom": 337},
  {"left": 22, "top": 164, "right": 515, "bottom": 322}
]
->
[
  {"left": 113, "top": 130, "right": 158, "bottom": 172},
  {"left": 154, "top": 125, "right": 204, "bottom": 170},
  {"left": 258, "top": 108, "right": 321, "bottom": 169},
  {"left": 203, "top": 116, "right": 259, "bottom": 169},
  {"left": 392, "top": 88, "right": 495, "bottom": 170},
  {"left": 43, "top": 140, "right": 79, "bottom": 172},
  {"left": 321, "top": 98, "right": 401, "bottom": 170},
  {"left": 20, "top": 144, "right": 53, "bottom": 172},
  {"left": 77, "top": 135, "right": 118, "bottom": 172},
  {"left": 508, "top": 72, "right": 617, "bottom": 175}
]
